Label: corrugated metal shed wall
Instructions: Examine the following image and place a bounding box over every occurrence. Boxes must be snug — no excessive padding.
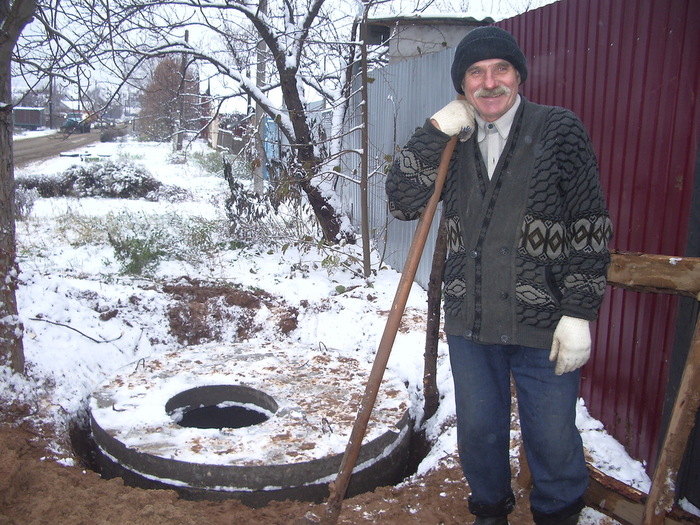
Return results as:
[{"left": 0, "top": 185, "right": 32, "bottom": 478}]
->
[
  {"left": 498, "top": 0, "right": 700, "bottom": 470},
  {"left": 339, "top": 50, "right": 458, "bottom": 286}
]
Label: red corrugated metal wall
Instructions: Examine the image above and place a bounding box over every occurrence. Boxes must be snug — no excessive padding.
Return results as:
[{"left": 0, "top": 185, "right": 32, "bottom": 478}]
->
[{"left": 499, "top": 0, "right": 700, "bottom": 472}]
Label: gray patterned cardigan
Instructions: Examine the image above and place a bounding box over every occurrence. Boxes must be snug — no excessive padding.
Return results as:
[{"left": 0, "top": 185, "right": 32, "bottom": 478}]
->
[{"left": 386, "top": 98, "right": 614, "bottom": 350}]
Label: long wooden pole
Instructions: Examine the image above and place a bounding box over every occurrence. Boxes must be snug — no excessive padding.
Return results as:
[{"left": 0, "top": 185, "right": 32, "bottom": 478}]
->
[
  {"left": 319, "top": 136, "right": 458, "bottom": 525},
  {"left": 642, "top": 311, "right": 700, "bottom": 524}
]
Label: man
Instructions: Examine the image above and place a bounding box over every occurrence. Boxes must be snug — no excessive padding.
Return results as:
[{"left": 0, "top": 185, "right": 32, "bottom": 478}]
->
[{"left": 386, "top": 26, "right": 613, "bottom": 525}]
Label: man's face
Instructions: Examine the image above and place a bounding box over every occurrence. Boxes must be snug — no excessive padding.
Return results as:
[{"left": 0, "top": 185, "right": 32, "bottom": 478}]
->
[{"left": 462, "top": 58, "right": 520, "bottom": 122}]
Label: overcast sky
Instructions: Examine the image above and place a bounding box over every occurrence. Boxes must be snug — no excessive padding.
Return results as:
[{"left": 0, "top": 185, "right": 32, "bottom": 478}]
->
[
  {"left": 11, "top": 0, "right": 562, "bottom": 112},
  {"left": 375, "top": 0, "right": 561, "bottom": 21}
]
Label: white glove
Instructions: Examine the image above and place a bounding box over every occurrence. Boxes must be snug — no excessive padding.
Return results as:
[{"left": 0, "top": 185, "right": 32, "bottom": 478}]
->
[
  {"left": 431, "top": 99, "right": 475, "bottom": 141},
  {"left": 549, "top": 315, "right": 591, "bottom": 375}
]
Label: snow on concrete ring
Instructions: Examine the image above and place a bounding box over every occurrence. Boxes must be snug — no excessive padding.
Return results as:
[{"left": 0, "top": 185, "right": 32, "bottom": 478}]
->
[{"left": 89, "top": 342, "right": 412, "bottom": 505}]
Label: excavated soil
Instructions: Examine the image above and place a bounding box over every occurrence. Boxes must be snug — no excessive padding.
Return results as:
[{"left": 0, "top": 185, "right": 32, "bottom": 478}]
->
[{"left": 0, "top": 415, "right": 544, "bottom": 525}]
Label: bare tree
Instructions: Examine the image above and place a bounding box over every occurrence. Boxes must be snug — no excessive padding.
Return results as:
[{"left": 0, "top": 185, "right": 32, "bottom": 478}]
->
[
  {"left": 1, "top": 0, "right": 418, "bottom": 371},
  {"left": 170, "top": 0, "right": 365, "bottom": 243},
  {"left": 139, "top": 56, "right": 200, "bottom": 143},
  {"left": 1, "top": 0, "right": 36, "bottom": 373},
  {"left": 20, "top": 0, "right": 371, "bottom": 242},
  {"left": 11, "top": 0, "right": 413, "bottom": 242}
]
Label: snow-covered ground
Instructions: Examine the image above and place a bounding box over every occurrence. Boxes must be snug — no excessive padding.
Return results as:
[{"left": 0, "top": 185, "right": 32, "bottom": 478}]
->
[
  {"left": 12, "top": 127, "right": 58, "bottom": 140},
  {"left": 2, "top": 134, "right": 697, "bottom": 522}
]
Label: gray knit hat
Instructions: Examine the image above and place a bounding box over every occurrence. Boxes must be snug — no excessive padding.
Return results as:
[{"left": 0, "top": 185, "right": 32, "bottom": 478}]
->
[{"left": 451, "top": 26, "right": 528, "bottom": 94}]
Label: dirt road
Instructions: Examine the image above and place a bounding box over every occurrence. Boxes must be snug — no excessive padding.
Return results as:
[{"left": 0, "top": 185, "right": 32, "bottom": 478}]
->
[{"left": 13, "top": 130, "right": 100, "bottom": 168}]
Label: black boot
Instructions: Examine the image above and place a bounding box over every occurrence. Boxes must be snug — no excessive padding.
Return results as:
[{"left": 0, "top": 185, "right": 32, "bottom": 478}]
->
[
  {"left": 473, "top": 517, "right": 509, "bottom": 525},
  {"left": 532, "top": 498, "right": 584, "bottom": 525},
  {"left": 558, "top": 513, "right": 580, "bottom": 525},
  {"left": 469, "top": 493, "right": 515, "bottom": 525}
]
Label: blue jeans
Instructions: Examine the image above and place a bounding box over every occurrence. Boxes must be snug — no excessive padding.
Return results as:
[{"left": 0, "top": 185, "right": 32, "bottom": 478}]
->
[{"left": 447, "top": 335, "right": 588, "bottom": 518}]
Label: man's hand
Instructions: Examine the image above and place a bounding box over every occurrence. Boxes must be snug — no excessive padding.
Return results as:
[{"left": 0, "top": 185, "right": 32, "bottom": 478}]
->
[
  {"left": 549, "top": 315, "right": 591, "bottom": 375},
  {"left": 431, "top": 99, "right": 475, "bottom": 141}
]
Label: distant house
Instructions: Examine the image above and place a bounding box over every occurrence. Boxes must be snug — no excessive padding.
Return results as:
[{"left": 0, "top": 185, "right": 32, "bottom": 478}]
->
[
  {"left": 12, "top": 107, "right": 45, "bottom": 130},
  {"left": 365, "top": 14, "right": 493, "bottom": 63}
]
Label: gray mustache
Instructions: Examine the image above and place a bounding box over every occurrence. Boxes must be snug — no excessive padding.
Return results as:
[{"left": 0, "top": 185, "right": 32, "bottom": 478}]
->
[{"left": 475, "top": 86, "right": 511, "bottom": 98}]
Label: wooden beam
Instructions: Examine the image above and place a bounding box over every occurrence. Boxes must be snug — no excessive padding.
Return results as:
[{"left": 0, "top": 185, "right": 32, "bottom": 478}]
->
[
  {"left": 585, "top": 466, "right": 699, "bottom": 525},
  {"left": 608, "top": 252, "right": 700, "bottom": 298},
  {"left": 601, "top": 250, "right": 700, "bottom": 524}
]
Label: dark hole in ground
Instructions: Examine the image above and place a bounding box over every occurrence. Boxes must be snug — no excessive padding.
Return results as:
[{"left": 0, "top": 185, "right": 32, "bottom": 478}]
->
[{"left": 176, "top": 404, "right": 270, "bottom": 429}]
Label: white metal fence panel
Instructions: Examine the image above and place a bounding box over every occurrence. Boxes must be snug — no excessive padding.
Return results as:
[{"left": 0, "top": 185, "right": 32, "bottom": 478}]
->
[{"left": 338, "top": 48, "right": 457, "bottom": 288}]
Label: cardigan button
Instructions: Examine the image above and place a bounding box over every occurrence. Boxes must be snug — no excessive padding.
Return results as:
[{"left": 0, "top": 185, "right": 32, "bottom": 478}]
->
[
  {"left": 500, "top": 247, "right": 509, "bottom": 256},
  {"left": 500, "top": 335, "right": 509, "bottom": 344},
  {"left": 500, "top": 292, "right": 509, "bottom": 300},
  {"left": 465, "top": 330, "right": 473, "bottom": 339},
  {"left": 469, "top": 250, "right": 478, "bottom": 259}
]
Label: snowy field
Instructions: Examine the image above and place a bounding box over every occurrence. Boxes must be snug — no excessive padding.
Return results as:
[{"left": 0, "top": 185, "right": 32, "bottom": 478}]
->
[{"left": 3, "top": 132, "right": 695, "bottom": 523}]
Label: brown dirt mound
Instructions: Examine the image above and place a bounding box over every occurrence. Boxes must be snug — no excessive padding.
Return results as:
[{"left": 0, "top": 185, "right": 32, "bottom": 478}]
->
[
  {"left": 163, "top": 277, "right": 298, "bottom": 344},
  {"left": 0, "top": 412, "right": 551, "bottom": 525}
]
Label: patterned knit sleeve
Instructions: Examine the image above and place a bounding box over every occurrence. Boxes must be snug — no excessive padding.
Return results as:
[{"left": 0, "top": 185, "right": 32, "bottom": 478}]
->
[
  {"left": 385, "top": 120, "right": 453, "bottom": 221},
  {"left": 552, "top": 108, "right": 614, "bottom": 319}
]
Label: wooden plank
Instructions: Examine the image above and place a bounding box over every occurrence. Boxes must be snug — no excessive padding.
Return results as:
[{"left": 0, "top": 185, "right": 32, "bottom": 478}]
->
[
  {"left": 584, "top": 466, "right": 699, "bottom": 525},
  {"left": 585, "top": 465, "right": 646, "bottom": 525},
  {"left": 607, "top": 252, "right": 700, "bottom": 298},
  {"left": 596, "top": 251, "right": 700, "bottom": 523}
]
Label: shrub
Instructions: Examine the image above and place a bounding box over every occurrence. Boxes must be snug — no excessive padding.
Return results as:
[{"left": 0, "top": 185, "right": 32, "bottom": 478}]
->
[
  {"left": 14, "top": 187, "right": 40, "bottom": 220},
  {"left": 104, "top": 210, "right": 231, "bottom": 275},
  {"left": 221, "top": 155, "right": 323, "bottom": 247},
  {"left": 154, "top": 184, "right": 193, "bottom": 203},
  {"left": 16, "top": 160, "right": 162, "bottom": 200},
  {"left": 15, "top": 173, "right": 71, "bottom": 197},
  {"left": 62, "top": 161, "right": 161, "bottom": 199},
  {"left": 190, "top": 150, "right": 225, "bottom": 175},
  {"left": 108, "top": 232, "right": 167, "bottom": 276},
  {"left": 100, "top": 127, "right": 128, "bottom": 142}
]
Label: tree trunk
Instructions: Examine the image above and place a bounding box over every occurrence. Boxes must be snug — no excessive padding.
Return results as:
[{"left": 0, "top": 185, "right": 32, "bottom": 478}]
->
[
  {"left": 174, "top": 30, "right": 189, "bottom": 152},
  {"left": 0, "top": 98, "right": 25, "bottom": 373},
  {"left": 275, "top": 62, "right": 353, "bottom": 244},
  {"left": 253, "top": 0, "right": 267, "bottom": 195},
  {"left": 297, "top": 176, "right": 350, "bottom": 244},
  {"left": 1, "top": 0, "right": 37, "bottom": 373}
]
